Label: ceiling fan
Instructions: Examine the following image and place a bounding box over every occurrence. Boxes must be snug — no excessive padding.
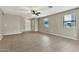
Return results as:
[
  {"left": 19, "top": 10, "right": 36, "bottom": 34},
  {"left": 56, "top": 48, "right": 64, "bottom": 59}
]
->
[
  {"left": 29, "top": 6, "right": 53, "bottom": 17},
  {"left": 31, "top": 10, "right": 40, "bottom": 16}
]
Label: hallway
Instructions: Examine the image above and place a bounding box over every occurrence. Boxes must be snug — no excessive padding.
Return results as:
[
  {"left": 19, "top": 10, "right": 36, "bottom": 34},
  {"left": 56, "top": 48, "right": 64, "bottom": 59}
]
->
[{"left": 0, "top": 32, "right": 79, "bottom": 52}]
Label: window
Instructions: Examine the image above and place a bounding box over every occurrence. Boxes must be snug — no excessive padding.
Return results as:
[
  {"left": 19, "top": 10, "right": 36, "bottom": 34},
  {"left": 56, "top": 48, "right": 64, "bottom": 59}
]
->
[
  {"left": 44, "top": 18, "right": 48, "bottom": 28},
  {"left": 63, "top": 13, "right": 76, "bottom": 28}
]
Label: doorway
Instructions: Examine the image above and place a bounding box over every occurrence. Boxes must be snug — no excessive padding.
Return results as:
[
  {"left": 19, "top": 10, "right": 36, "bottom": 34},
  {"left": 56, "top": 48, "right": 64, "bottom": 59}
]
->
[
  {"left": 31, "top": 19, "right": 38, "bottom": 32},
  {"left": 25, "top": 20, "right": 31, "bottom": 31}
]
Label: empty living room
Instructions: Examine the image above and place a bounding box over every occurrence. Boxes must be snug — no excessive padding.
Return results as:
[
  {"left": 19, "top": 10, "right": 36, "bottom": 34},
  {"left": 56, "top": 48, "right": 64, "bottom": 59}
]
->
[{"left": 0, "top": 6, "right": 79, "bottom": 52}]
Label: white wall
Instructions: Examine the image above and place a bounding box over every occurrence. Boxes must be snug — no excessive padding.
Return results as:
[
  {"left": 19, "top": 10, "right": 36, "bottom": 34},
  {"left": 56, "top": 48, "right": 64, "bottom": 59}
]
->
[
  {"left": 0, "top": 11, "right": 2, "bottom": 34},
  {"left": 0, "top": 12, "right": 3, "bottom": 40},
  {"left": 1, "top": 14, "right": 25, "bottom": 35},
  {"left": 39, "top": 8, "right": 79, "bottom": 40}
]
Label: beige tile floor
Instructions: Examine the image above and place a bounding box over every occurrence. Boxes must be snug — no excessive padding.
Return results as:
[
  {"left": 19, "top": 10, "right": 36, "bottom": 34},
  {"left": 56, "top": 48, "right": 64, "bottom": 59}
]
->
[{"left": 0, "top": 32, "right": 79, "bottom": 52}]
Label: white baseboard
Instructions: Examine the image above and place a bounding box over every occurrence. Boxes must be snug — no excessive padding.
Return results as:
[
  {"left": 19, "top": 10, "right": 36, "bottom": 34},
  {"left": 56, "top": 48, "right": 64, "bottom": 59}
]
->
[
  {"left": 2, "top": 31, "right": 23, "bottom": 35},
  {"left": 40, "top": 31, "right": 77, "bottom": 40}
]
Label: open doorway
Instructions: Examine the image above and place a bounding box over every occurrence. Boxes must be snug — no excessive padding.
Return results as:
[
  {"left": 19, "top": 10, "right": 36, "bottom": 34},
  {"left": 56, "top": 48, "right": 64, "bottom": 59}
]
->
[{"left": 31, "top": 19, "right": 38, "bottom": 32}]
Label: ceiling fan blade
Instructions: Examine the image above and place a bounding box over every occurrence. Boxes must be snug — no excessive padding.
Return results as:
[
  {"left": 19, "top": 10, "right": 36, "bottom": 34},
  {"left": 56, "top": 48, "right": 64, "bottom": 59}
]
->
[{"left": 32, "top": 10, "right": 36, "bottom": 14}]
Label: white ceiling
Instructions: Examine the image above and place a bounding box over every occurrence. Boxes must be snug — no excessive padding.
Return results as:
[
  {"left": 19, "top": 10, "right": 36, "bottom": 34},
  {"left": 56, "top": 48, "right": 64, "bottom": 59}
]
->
[{"left": 0, "top": 6, "right": 78, "bottom": 18}]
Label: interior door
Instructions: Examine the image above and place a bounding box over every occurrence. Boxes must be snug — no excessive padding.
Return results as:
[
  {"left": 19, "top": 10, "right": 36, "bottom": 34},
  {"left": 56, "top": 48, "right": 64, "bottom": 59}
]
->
[{"left": 25, "top": 20, "right": 31, "bottom": 31}]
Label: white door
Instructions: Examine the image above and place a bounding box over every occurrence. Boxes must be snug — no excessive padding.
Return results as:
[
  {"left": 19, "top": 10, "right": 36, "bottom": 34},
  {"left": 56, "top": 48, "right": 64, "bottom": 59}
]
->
[
  {"left": 25, "top": 20, "right": 31, "bottom": 31},
  {"left": 35, "top": 19, "right": 38, "bottom": 31}
]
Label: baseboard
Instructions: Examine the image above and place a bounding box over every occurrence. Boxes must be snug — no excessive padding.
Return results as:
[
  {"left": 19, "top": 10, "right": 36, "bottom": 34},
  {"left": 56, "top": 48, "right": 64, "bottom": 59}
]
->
[
  {"left": 2, "top": 31, "right": 23, "bottom": 35},
  {"left": 2, "top": 31, "right": 32, "bottom": 35},
  {"left": 40, "top": 31, "right": 77, "bottom": 40}
]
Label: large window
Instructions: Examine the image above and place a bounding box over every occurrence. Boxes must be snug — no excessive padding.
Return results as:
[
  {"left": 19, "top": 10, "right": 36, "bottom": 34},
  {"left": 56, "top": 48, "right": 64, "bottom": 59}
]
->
[
  {"left": 63, "top": 13, "right": 76, "bottom": 28},
  {"left": 44, "top": 18, "right": 48, "bottom": 28}
]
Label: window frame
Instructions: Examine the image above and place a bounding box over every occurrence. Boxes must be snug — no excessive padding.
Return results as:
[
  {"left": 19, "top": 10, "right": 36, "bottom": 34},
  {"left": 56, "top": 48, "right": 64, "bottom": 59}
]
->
[
  {"left": 63, "top": 13, "right": 76, "bottom": 28},
  {"left": 43, "top": 18, "right": 49, "bottom": 28}
]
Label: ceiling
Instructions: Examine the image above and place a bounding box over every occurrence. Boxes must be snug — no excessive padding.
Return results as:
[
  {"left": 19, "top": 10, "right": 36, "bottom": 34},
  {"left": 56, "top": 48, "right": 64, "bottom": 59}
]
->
[{"left": 0, "top": 6, "right": 78, "bottom": 19}]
